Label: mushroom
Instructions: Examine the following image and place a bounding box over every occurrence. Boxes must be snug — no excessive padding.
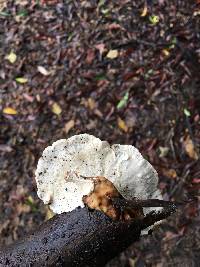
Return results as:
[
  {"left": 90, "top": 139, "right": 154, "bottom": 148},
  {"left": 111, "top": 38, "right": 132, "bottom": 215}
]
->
[{"left": 35, "top": 134, "right": 162, "bottom": 220}]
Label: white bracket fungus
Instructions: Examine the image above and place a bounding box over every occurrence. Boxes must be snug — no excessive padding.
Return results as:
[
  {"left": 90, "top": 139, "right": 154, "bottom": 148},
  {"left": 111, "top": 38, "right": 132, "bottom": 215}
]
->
[{"left": 35, "top": 134, "right": 162, "bottom": 215}]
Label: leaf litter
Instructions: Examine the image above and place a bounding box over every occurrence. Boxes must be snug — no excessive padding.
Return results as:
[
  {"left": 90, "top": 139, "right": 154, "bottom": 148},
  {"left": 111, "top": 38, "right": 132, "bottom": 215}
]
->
[{"left": 0, "top": 0, "right": 200, "bottom": 266}]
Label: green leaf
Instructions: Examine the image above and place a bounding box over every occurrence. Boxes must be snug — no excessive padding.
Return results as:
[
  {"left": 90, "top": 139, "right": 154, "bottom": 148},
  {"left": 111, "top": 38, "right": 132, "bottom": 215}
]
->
[
  {"left": 94, "top": 74, "right": 107, "bottom": 81},
  {"left": 144, "top": 69, "right": 154, "bottom": 79},
  {"left": 117, "top": 92, "right": 129, "bottom": 109},
  {"left": 149, "top": 15, "right": 159, "bottom": 25},
  {"left": 25, "top": 196, "right": 38, "bottom": 212},
  {"left": 184, "top": 108, "right": 191, "bottom": 117},
  {"left": 6, "top": 51, "right": 17, "bottom": 64},
  {"left": 101, "top": 8, "right": 110, "bottom": 15},
  {"left": 98, "top": 0, "right": 106, "bottom": 7},
  {"left": 16, "top": 77, "right": 28, "bottom": 84},
  {"left": 67, "top": 33, "right": 73, "bottom": 42},
  {"left": 168, "top": 37, "right": 177, "bottom": 49},
  {"left": 0, "top": 11, "right": 10, "bottom": 17},
  {"left": 171, "top": 37, "right": 177, "bottom": 45},
  {"left": 17, "top": 9, "right": 28, "bottom": 17}
]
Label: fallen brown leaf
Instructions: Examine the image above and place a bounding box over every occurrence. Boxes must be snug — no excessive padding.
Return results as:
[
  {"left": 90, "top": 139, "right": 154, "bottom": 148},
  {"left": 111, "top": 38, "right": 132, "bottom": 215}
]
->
[
  {"left": 87, "top": 98, "right": 96, "bottom": 110},
  {"left": 0, "top": 144, "right": 13, "bottom": 152},
  {"left": 118, "top": 117, "right": 128, "bottom": 133},
  {"left": 37, "top": 66, "right": 50, "bottom": 76},
  {"left": 105, "top": 23, "right": 122, "bottom": 30},
  {"left": 23, "top": 93, "right": 34, "bottom": 102},
  {"left": 86, "top": 49, "right": 95, "bottom": 64},
  {"left": 162, "top": 168, "right": 177, "bottom": 179},
  {"left": 183, "top": 135, "right": 198, "bottom": 160},
  {"left": 141, "top": 5, "right": 148, "bottom": 17},
  {"left": 45, "top": 206, "right": 55, "bottom": 221},
  {"left": 64, "top": 120, "right": 75, "bottom": 134}
]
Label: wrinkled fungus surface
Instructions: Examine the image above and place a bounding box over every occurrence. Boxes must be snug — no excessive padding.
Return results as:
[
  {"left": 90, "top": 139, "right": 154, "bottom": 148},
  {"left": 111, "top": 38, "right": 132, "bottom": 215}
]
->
[{"left": 35, "top": 134, "right": 162, "bottom": 214}]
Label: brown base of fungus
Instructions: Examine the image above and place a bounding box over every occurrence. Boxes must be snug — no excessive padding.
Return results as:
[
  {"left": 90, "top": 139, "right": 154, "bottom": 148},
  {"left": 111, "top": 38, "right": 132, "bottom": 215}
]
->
[{"left": 82, "top": 176, "right": 144, "bottom": 221}]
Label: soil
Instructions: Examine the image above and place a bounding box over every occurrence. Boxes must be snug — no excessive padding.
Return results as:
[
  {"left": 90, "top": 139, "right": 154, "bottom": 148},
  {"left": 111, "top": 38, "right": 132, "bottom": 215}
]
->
[{"left": 0, "top": 1, "right": 200, "bottom": 266}]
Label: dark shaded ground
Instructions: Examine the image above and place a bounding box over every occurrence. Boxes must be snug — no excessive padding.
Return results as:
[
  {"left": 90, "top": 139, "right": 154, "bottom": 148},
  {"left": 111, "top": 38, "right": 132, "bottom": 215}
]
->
[{"left": 0, "top": 0, "right": 200, "bottom": 266}]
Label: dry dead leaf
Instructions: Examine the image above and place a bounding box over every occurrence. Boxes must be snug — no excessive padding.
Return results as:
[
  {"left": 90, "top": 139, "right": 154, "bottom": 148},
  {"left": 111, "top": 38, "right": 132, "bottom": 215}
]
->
[
  {"left": 23, "top": 93, "right": 34, "bottom": 102},
  {"left": 129, "top": 258, "right": 136, "bottom": 267},
  {"left": 45, "top": 206, "right": 55, "bottom": 221},
  {"left": 95, "top": 43, "right": 106, "bottom": 55},
  {"left": 141, "top": 5, "right": 148, "bottom": 17},
  {"left": 52, "top": 102, "right": 62, "bottom": 115},
  {"left": 0, "top": 1, "right": 7, "bottom": 12},
  {"left": 106, "top": 49, "right": 118, "bottom": 59},
  {"left": 64, "top": 120, "right": 75, "bottom": 134},
  {"left": 16, "top": 203, "right": 31, "bottom": 215},
  {"left": 184, "top": 135, "right": 198, "bottom": 160},
  {"left": 3, "top": 107, "right": 18, "bottom": 115},
  {"left": 162, "top": 168, "right": 177, "bottom": 179},
  {"left": 36, "top": 94, "right": 41, "bottom": 102},
  {"left": 86, "top": 49, "right": 95, "bottom": 64},
  {"left": 88, "top": 98, "right": 96, "bottom": 110},
  {"left": 162, "top": 49, "right": 170, "bottom": 57},
  {"left": 37, "top": 66, "right": 50, "bottom": 76},
  {"left": 194, "top": 10, "right": 200, "bottom": 16},
  {"left": 86, "top": 119, "right": 96, "bottom": 130},
  {"left": 105, "top": 23, "right": 122, "bottom": 30},
  {"left": 159, "top": 146, "right": 169, "bottom": 157},
  {"left": 94, "top": 109, "right": 103, "bottom": 118},
  {"left": 192, "top": 178, "right": 200, "bottom": 184},
  {"left": 0, "top": 220, "right": 10, "bottom": 235},
  {"left": 0, "top": 144, "right": 13, "bottom": 152},
  {"left": 163, "top": 231, "right": 179, "bottom": 241},
  {"left": 118, "top": 117, "right": 128, "bottom": 132},
  {"left": 15, "top": 0, "right": 29, "bottom": 5}
]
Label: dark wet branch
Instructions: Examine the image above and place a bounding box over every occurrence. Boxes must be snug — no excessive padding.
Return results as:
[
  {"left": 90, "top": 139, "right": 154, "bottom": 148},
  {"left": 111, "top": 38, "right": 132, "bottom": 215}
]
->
[
  {"left": 112, "top": 198, "right": 177, "bottom": 210},
  {"left": 0, "top": 200, "right": 176, "bottom": 267}
]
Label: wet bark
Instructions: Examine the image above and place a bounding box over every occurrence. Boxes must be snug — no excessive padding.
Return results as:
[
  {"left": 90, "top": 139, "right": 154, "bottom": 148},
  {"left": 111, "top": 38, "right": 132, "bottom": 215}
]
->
[{"left": 0, "top": 200, "right": 176, "bottom": 267}]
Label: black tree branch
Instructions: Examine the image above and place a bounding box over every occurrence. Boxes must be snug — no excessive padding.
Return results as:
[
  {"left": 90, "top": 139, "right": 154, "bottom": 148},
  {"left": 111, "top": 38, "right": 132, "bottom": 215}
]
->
[{"left": 0, "top": 200, "right": 176, "bottom": 267}]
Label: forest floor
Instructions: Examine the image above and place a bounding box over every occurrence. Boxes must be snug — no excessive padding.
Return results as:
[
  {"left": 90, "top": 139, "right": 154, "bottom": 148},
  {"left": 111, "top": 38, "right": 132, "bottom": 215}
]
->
[{"left": 0, "top": 1, "right": 200, "bottom": 266}]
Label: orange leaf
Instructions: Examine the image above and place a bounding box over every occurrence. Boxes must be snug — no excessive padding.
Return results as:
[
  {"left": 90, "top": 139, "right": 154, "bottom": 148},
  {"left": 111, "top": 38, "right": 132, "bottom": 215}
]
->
[
  {"left": 87, "top": 98, "right": 96, "bottom": 110},
  {"left": 162, "top": 168, "right": 177, "bottom": 179},
  {"left": 118, "top": 117, "right": 128, "bottom": 133},
  {"left": 141, "top": 5, "right": 148, "bottom": 17},
  {"left": 183, "top": 135, "right": 198, "bottom": 160}
]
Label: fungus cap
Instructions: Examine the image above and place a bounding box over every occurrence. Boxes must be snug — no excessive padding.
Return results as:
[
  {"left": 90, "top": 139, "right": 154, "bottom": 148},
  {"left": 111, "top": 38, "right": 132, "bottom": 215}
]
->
[{"left": 35, "top": 134, "right": 162, "bottom": 214}]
